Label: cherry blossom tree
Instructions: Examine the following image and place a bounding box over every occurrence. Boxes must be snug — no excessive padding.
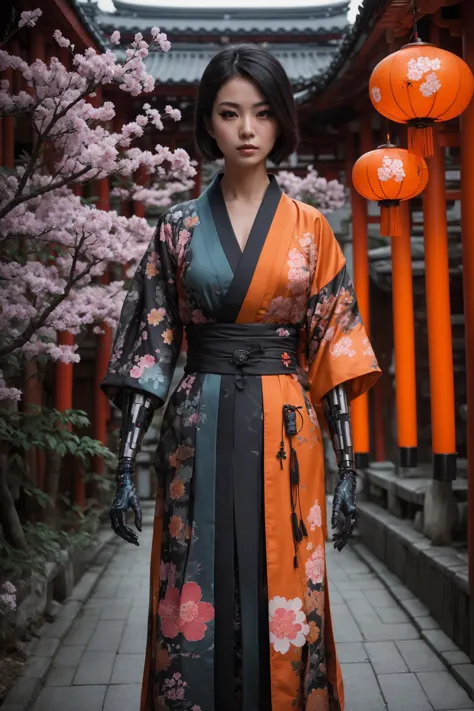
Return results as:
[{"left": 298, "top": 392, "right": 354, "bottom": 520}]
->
[
  {"left": 0, "top": 10, "right": 196, "bottom": 402},
  {"left": 0, "top": 11, "right": 197, "bottom": 566},
  {"left": 276, "top": 165, "right": 346, "bottom": 212}
]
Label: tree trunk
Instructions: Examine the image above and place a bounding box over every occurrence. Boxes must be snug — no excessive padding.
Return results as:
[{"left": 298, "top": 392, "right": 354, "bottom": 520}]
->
[{"left": 0, "top": 460, "right": 29, "bottom": 552}]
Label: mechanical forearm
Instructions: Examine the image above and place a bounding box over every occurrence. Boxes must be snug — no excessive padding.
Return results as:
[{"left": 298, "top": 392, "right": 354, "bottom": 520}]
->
[
  {"left": 118, "top": 390, "right": 158, "bottom": 468},
  {"left": 110, "top": 390, "right": 159, "bottom": 546},
  {"left": 322, "top": 383, "right": 359, "bottom": 551},
  {"left": 322, "top": 383, "right": 355, "bottom": 471}
]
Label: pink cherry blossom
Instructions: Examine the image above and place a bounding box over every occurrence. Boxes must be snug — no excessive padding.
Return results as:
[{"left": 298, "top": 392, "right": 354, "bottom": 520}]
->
[
  {"left": 158, "top": 582, "right": 215, "bottom": 641},
  {"left": 276, "top": 166, "right": 345, "bottom": 213},
  {"left": 18, "top": 9, "right": 42, "bottom": 28},
  {"left": 0, "top": 17, "right": 196, "bottom": 401}
]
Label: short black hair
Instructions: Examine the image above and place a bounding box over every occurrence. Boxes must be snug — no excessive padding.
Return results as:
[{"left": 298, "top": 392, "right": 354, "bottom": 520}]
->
[{"left": 194, "top": 44, "right": 299, "bottom": 165}]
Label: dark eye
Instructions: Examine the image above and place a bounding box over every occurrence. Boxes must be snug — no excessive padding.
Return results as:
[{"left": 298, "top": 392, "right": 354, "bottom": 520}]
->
[
  {"left": 258, "top": 109, "right": 273, "bottom": 118},
  {"left": 219, "top": 110, "right": 237, "bottom": 119}
]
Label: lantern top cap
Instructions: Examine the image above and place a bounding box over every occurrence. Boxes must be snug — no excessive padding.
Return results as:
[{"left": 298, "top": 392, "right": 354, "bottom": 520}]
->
[
  {"left": 376, "top": 141, "right": 397, "bottom": 150},
  {"left": 400, "top": 40, "right": 435, "bottom": 50}
]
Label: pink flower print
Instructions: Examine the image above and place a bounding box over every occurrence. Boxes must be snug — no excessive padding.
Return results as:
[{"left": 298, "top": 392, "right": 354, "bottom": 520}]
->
[
  {"left": 177, "top": 375, "right": 195, "bottom": 393},
  {"left": 277, "top": 328, "right": 290, "bottom": 337},
  {"left": 137, "top": 355, "right": 155, "bottom": 370},
  {"left": 305, "top": 545, "right": 325, "bottom": 585},
  {"left": 289, "top": 293, "right": 307, "bottom": 324},
  {"left": 307, "top": 500, "right": 322, "bottom": 531},
  {"left": 183, "top": 214, "right": 200, "bottom": 229},
  {"left": 168, "top": 444, "right": 194, "bottom": 470},
  {"left": 162, "top": 328, "right": 174, "bottom": 345},
  {"left": 331, "top": 336, "right": 356, "bottom": 358},
  {"left": 267, "top": 296, "right": 294, "bottom": 322},
  {"left": 191, "top": 706, "right": 202, "bottom": 711},
  {"left": 161, "top": 561, "right": 177, "bottom": 587},
  {"left": 162, "top": 672, "right": 186, "bottom": 700},
  {"left": 288, "top": 268, "right": 309, "bottom": 296},
  {"left": 160, "top": 221, "right": 173, "bottom": 244},
  {"left": 147, "top": 308, "right": 166, "bottom": 326},
  {"left": 288, "top": 248, "right": 306, "bottom": 270},
  {"left": 184, "top": 412, "right": 199, "bottom": 427},
  {"left": 268, "top": 596, "right": 309, "bottom": 654},
  {"left": 178, "top": 228, "right": 190, "bottom": 245},
  {"left": 169, "top": 515, "right": 184, "bottom": 539},
  {"left": 158, "top": 582, "right": 215, "bottom": 641},
  {"left": 322, "top": 326, "right": 336, "bottom": 343},
  {"left": 315, "top": 293, "right": 336, "bottom": 320},
  {"left": 281, "top": 352, "right": 291, "bottom": 368},
  {"left": 362, "top": 337, "right": 375, "bottom": 357},
  {"left": 130, "top": 365, "right": 143, "bottom": 379},
  {"left": 146, "top": 251, "right": 159, "bottom": 279},
  {"left": 167, "top": 563, "right": 176, "bottom": 587},
  {"left": 299, "top": 233, "right": 318, "bottom": 274},
  {"left": 169, "top": 476, "right": 185, "bottom": 500},
  {"left": 191, "top": 309, "right": 211, "bottom": 324}
]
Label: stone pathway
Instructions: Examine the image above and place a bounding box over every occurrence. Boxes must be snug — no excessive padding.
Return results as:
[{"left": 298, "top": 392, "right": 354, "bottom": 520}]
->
[{"left": 29, "top": 507, "right": 474, "bottom": 711}]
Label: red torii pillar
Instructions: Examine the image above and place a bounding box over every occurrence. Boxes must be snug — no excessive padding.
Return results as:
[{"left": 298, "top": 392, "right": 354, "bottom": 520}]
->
[
  {"left": 422, "top": 127, "right": 456, "bottom": 481},
  {"left": 391, "top": 196, "right": 418, "bottom": 468},
  {"left": 350, "top": 117, "right": 372, "bottom": 468},
  {"left": 461, "top": 0, "right": 474, "bottom": 659}
]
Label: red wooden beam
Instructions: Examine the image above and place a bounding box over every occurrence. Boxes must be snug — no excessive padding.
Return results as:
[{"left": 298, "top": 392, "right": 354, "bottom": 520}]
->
[{"left": 50, "top": 0, "right": 101, "bottom": 50}]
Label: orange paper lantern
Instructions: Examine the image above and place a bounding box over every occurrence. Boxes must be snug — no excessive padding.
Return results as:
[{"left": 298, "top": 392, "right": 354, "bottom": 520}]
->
[
  {"left": 369, "top": 41, "right": 474, "bottom": 156},
  {"left": 352, "top": 143, "right": 428, "bottom": 237}
]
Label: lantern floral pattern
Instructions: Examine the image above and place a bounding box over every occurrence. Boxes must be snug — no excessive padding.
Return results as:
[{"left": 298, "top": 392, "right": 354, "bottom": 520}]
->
[
  {"left": 377, "top": 156, "right": 406, "bottom": 183},
  {"left": 371, "top": 86, "right": 381, "bottom": 103},
  {"left": 407, "top": 56, "right": 442, "bottom": 98}
]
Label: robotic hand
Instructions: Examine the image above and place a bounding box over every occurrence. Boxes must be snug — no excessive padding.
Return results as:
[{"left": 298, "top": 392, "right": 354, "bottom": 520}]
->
[
  {"left": 322, "top": 384, "right": 359, "bottom": 552},
  {"left": 110, "top": 391, "right": 158, "bottom": 546},
  {"left": 110, "top": 457, "right": 142, "bottom": 546}
]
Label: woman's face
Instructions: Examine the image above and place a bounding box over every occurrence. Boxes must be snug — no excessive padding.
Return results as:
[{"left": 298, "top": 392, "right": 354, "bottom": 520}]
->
[{"left": 207, "top": 75, "right": 279, "bottom": 167}]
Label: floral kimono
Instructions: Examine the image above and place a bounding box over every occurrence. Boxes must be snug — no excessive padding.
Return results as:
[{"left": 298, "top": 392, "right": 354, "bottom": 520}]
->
[{"left": 101, "top": 173, "right": 381, "bottom": 711}]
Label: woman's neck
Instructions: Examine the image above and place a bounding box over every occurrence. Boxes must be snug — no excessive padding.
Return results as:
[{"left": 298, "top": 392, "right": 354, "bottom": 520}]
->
[{"left": 219, "top": 163, "right": 270, "bottom": 204}]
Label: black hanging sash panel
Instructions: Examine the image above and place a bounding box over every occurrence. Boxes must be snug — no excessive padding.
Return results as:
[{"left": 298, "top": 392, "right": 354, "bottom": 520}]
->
[{"left": 185, "top": 323, "right": 298, "bottom": 711}]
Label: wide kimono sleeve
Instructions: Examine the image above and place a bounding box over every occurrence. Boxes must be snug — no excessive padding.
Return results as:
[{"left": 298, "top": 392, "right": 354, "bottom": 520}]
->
[
  {"left": 304, "top": 211, "right": 381, "bottom": 408},
  {"left": 100, "top": 210, "right": 183, "bottom": 410}
]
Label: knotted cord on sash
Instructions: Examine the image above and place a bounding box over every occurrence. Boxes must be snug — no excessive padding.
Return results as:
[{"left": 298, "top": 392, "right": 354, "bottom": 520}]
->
[
  {"left": 282, "top": 404, "right": 308, "bottom": 568},
  {"left": 228, "top": 342, "right": 265, "bottom": 391}
]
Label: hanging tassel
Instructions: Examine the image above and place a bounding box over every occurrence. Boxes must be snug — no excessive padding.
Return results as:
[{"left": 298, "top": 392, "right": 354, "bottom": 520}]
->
[
  {"left": 407, "top": 123, "right": 434, "bottom": 157},
  {"left": 290, "top": 447, "right": 299, "bottom": 486},
  {"left": 378, "top": 200, "right": 401, "bottom": 238},
  {"left": 291, "top": 511, "right": 303, "bottom": 542}
]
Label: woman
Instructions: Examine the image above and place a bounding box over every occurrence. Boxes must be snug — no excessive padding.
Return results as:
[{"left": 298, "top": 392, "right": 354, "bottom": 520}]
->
[{"left": 101, "top": 44, "right": 380, "bottom": 711}]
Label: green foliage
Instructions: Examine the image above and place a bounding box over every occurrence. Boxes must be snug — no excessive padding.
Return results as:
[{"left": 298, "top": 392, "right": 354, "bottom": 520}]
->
[
  {"left": 0, "top": 520, "right": 97, "bottom": 579},
  {"left": 0, "top": 405, "right": 116, "bottom": 472},
  {"left": 0, "top": 405, "right": 116, "bottom": 579}
]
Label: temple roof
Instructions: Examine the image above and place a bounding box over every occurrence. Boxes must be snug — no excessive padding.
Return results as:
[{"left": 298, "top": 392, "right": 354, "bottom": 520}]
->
[
  {"left": 125, "top": 42, "right": 339, "bottom": 85},
  {"left": 95, "top": 1, "right": 349, "bottom": 37}
]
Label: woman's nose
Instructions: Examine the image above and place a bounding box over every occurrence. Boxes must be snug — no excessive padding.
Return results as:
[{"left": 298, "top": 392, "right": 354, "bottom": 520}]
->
[{"left": 240, "top": 117, "right": 255, "bottom": 137}]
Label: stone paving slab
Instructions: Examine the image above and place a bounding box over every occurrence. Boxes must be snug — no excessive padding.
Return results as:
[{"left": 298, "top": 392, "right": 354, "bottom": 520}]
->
[{"left": 19, "top": 507, "right": 474, "bottom": 711}]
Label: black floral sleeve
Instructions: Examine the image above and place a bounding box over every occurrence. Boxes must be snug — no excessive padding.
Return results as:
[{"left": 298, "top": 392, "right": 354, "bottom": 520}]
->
[{"left": 101, "top": 208, "right": 183, "bottom": 410}]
